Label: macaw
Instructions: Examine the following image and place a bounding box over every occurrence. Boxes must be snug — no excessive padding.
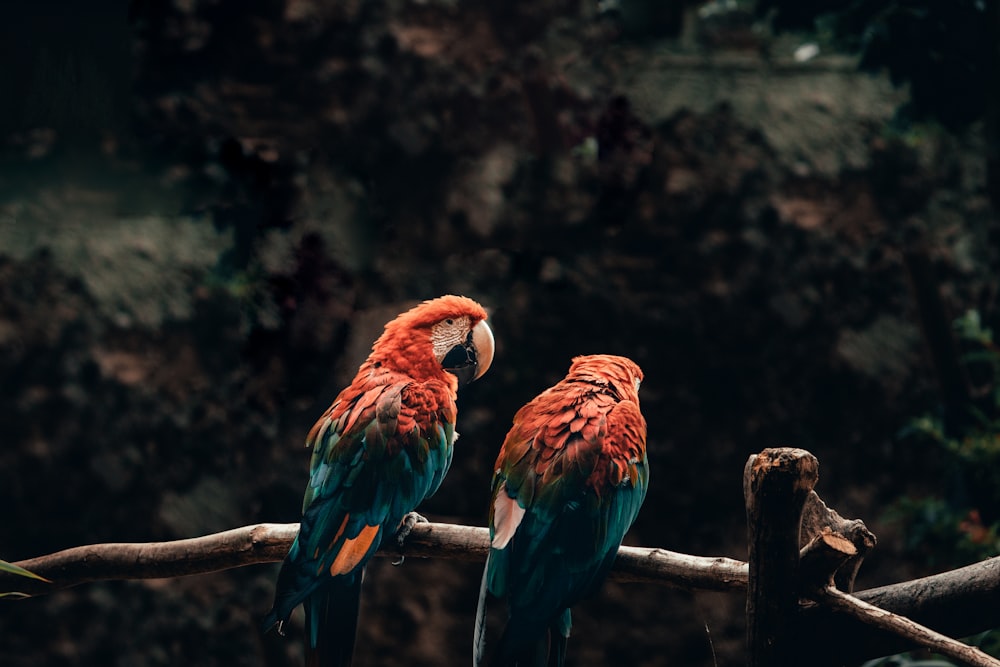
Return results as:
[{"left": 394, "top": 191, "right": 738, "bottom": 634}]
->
[
  {"left": 474, "top": 354, "right": 648, "bottom": 667},
  {"left": 263, "top": 295, "right": 495, "bottom": 667}
]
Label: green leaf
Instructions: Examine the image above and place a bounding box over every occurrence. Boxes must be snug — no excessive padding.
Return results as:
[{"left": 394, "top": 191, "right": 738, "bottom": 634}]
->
[
  {"left": 0, "top": 559, "right": 50, "bottom": 583},
  {"left": 959, "top": 350, "right": 1000, "bottom": 364},
  {"left": 954, "top": 309, "right": 994, "bottom": 345}
]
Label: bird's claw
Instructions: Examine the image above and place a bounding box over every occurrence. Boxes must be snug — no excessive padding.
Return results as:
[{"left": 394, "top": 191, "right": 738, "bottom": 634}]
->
[
  {"left": 396, "top": 511, "right": 429, "bottom": 546},
  {"left": 393, "top": 512, "right": 429, "bottom": 565}
]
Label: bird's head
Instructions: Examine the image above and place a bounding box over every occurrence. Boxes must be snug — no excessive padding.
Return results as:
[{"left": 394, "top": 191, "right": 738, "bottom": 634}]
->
[
  {"left": 566, "top": 354, "right": 643, "bottom": 403},
  {"left": 368, "top": 295, "right": 495, "bottom": 385}
]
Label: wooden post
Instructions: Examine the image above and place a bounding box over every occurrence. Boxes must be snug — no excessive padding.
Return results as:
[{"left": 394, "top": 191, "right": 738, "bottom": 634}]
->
[{"left": 744, "top": 448, "right": 819, "bottom": 667}]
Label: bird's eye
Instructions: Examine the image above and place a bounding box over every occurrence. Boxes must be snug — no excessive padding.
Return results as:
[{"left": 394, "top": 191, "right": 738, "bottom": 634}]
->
[{"left": 445, "top": 319, "right": 454, "bottom": 325}]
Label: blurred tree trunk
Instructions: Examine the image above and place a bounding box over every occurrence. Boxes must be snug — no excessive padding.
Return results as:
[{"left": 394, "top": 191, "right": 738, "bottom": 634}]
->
[{"left": 987, "top": 0, "right": 1000, "bottom": 211}]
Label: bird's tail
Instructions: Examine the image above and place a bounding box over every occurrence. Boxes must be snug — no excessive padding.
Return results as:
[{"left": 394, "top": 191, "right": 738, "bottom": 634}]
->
[
  {"left": 493, "top": 634, "right": 548, "bottom": 667},
  {"left": 492, "top": 608, "right": 571, "bottom": 667},
  {"left": 303, "top": 574, "right": 364, "bottom": 667},
  {"left": 546, "top": 609, "right": 571, "bottom": 667},
  {"left": 262, "top": 550, "right": 322, "bottom": 636},
  {"left": 473, "top": 562, "right": 490, "bottom": 666}
]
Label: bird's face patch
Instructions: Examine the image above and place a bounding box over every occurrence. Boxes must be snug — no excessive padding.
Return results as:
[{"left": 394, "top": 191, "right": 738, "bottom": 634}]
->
[
  {"left": 432, "top": 316, "right": 495, "bottom": 385},
  {"left": 430, "top": 316, "right": 472, "bottom": 361}
]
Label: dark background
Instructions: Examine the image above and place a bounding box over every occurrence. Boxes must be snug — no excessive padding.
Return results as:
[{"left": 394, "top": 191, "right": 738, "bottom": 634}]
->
[{"left": 1, "top": 1, "right": 998, "bottom": 665}]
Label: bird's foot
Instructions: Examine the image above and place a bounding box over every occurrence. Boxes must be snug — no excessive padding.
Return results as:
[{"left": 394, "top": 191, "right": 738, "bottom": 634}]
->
[
  {"left": 396, "top": 511, "right": 429, "bottom": 546},
  {"left": 392, "top": 512, "right": 429, "bottom": 565}
]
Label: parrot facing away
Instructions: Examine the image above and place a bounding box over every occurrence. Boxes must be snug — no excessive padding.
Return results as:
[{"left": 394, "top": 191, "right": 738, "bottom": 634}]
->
[
  {"left": 263, "top": 295, "right": 495, "bottom": 667},
  {"left": 474, "top": 354, "right": 648, "bottom": 667}
]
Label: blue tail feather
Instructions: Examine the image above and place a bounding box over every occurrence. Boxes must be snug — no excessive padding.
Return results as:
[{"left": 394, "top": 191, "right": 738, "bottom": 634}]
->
[
  {"left": 473, "top": 564, "right": 490, "bottom": 667},
  {"left": 493, "top": 608, "right": 570, "bottom": 667},
  {"left": 304, "top": 575, "right": 364, "bottom": 667}
]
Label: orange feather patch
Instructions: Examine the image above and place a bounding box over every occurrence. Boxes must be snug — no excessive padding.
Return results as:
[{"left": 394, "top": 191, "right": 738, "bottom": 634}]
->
[
  {"left": 328, "top": 524, "right": 380, "bottom": 576},
  {"left": 322, "top": 514, "right": 352, "bottom": 557}
]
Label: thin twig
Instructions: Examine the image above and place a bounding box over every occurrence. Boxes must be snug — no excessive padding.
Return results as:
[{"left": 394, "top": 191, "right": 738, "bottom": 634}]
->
[
  {"left": 816, "top": 586, "right": 1000, "bottom": 667},
  {"left": 2, "top": 521, "right": 748, "bottom": 598}
]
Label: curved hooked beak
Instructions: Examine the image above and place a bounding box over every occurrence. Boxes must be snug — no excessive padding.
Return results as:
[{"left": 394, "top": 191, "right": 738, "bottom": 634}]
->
[{"left": 442, "top": 320, "right": 495, "bottom": 386}]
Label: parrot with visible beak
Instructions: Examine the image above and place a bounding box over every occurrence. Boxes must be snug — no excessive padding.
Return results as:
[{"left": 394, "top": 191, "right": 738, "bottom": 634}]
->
[{"left": 264, "top": 295, "right": 495, "bottom": 667}]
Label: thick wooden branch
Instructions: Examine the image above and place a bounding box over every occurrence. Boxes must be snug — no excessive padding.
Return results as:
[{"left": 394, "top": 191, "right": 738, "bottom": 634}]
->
[
  {"left": 1, "top": 521, "right": 749, "bottom": 598},
  {"left": 5, "top": 518, "right": 1000, "bottom": 666},
  {"left": 744, "top": 447, "right": 820, "bottom": 667},
  {"left": 815, "top": 586, "right": 1000, "bottom": 667},
  {"left": 3, "top": 523, "right": 299, "bottom": 597}
]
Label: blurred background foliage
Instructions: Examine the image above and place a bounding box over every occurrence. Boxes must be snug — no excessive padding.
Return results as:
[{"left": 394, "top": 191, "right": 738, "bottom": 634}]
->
[
  {"left": 1, "top": 0, "right": 998, "bottom": 665},
  {"left": 890, "top": 310, "right": 1000, "bottom": 569}
]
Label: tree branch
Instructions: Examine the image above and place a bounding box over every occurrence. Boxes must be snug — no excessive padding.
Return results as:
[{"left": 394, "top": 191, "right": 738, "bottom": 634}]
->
[
  {"left": 799, "top": 555, "right": 1000, "bottom": 665},
  {"left": 5, "top": 519, "right": 1000, "bottom": 666},
  {"left": 815, "top": 586, "right": 1000, "bottom": 667},
  {"left": 1, "top": 521, "right": 748, "bottom": 598}
]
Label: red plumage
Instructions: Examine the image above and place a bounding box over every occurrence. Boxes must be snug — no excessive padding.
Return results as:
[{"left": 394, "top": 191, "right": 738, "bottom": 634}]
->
[
  {"left": 306, "top": 295, "right": 488, "bottom": 451},
  {"left": 494, "top": 354, "right": 646, "bottom": 494}
]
